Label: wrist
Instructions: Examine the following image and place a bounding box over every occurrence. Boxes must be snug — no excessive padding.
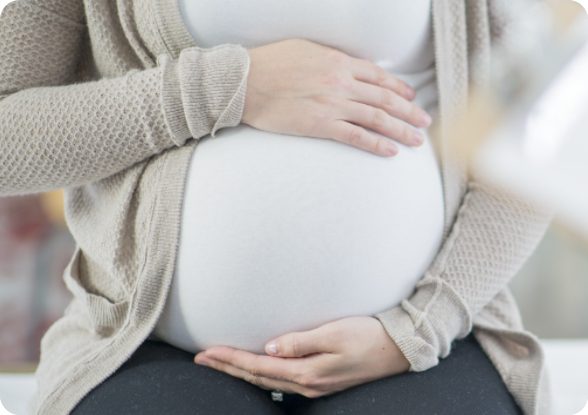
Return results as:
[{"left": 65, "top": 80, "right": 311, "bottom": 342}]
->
[
  {"left": 241, "top": 48, "right": 262, "bottom": 127},
  {"left": 371, "top": 315, "right": 410, "bottom": 374}
]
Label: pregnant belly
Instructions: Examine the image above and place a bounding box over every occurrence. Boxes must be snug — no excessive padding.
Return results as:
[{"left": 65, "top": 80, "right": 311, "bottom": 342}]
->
[{"left": 153, "top": 125, "right": 445, "bottom": 355}]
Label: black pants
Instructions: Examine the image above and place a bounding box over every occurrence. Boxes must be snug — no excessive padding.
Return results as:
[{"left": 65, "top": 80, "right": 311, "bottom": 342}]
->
[{"left": 71, "top": 333, "right": 522, "bottom": 415}]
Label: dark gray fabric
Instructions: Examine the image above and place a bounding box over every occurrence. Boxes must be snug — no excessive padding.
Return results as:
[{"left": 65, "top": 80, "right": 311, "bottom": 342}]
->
[
  {"left": 278, "top": 333, "right": 523, "bottom": 415},
  {"left": 71, "top": 334, "right": 522, "bottom": 415}
]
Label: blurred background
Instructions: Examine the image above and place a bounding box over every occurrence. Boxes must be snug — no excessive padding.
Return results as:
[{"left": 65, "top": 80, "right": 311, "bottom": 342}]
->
[
  {"left": 512, "top": 224, "right": 588, "bottom": 339},
  {"left": 0, "top": 190, "right": 586, "bottom": 370},
  {"left": 0, "top": 192, "right": 74, "bottom": 370}
]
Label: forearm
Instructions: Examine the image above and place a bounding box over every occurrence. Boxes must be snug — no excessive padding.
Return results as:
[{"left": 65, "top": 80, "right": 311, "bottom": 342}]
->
[
  {"left": 0, "top": 48, "right": 249, "bottom": 195},
  {"left": 373, "top": 180, "right": 553, "bottom": 371},
  {"left": 0, "top": 0, "right": 250, "bottom": 196}
]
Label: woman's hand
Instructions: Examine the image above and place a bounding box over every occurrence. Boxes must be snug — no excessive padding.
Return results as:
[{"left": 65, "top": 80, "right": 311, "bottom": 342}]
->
[
  {"left": 193, "top": 316, "right": 410, "bottom": 398},
  {"left": 243, "top": 38, "right": 432, "bottom": 158}
]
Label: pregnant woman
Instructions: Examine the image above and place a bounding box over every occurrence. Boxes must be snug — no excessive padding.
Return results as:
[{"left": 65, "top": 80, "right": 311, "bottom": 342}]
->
[
  {"left": 0, "top": 0, "right": 553, "bottom": 414},
  {"left": 153, "top": 0, "right": 445, "bottom": 356}
]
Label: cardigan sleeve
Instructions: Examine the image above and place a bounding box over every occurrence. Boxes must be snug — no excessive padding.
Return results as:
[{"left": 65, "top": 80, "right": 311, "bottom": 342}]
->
[
  {"left": 373, "top": 180, "right": 553, "bottom": 371},
  {"left": 372, "top": 0, "right": 554, "bottom": 372},
  {"left": 0, "top": 0, "right": 250, "bottom": 197}
]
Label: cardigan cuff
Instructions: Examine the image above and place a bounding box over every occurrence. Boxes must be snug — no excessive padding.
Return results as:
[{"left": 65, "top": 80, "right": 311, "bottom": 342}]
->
[
  {"left": 209, "top": 46, "right": 250, "bottom": 138},
  {"left": 159, "top": 53, "right": 191, "bottom": 146},
  {"left": 179, "top": 44, "right": 250, "bottom": 140},
  {"left": 372, "top": 273, "right": 473, "bottom": 372},
  {"left": 159, "top": 43, "right": 251, "bottom": 146}
]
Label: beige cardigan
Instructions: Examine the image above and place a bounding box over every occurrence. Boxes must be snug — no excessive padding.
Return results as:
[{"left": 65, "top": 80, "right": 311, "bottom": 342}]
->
[{"left": 0, "top": 0, "right": 553, "bottom": 414}]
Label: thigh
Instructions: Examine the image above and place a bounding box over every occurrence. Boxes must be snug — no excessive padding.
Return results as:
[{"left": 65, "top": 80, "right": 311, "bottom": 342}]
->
[
  {"left": 71, "top": 339, "right": 285, "bottom": 415},
  {"left": 278, "top": 333, "right": 522, "bottom": 415}
]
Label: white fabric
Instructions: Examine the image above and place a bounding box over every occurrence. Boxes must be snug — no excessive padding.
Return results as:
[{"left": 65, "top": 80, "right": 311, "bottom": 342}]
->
[
  {"left": 176, "top": 0, "right": 435, "bottom": 73},
  {"left": 153, "top": 0, "right": 445, "bottom": 354},
  {"left": 0, "top": 373, "right": 36, "bottom": 415}
]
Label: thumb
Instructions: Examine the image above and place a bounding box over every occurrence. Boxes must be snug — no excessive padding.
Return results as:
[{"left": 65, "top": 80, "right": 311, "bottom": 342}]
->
[{"left": 264, "top": 327, "right": 334, "bottom": 357}]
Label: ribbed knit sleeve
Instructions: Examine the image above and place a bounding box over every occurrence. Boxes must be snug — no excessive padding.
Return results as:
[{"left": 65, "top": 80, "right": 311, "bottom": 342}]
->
[
  {"left": 373, "top": 0, "right": 553, "bottom": 373},
  {"left": 373, "top": 181, "right": 552, "bottom": 371},
  {"left": 0, "top": 0, "right": 250, "bottom": 197}
]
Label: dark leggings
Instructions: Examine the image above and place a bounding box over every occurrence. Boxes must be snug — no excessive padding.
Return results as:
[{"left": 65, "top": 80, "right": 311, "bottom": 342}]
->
[{"left": 71, "top": 333, "right": 522, "bottom": 415}]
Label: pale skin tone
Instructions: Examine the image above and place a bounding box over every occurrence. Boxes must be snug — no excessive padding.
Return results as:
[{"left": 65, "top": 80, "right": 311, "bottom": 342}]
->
[{"left": 194, "top": 38, "right": 431, "bottom": 397}]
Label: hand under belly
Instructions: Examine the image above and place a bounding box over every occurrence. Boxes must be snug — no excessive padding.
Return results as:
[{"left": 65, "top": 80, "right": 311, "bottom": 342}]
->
[{"left": 153, "top": 124, "right": 445, "bottom": 355}]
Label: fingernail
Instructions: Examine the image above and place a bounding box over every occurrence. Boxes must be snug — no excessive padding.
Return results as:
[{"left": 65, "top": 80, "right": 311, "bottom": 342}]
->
[
  {"left": 265, "top": 342, "right": 278, "bottom": 355},
  {"left": 412, "top": 131, "right": 424, "bottom": 145}
]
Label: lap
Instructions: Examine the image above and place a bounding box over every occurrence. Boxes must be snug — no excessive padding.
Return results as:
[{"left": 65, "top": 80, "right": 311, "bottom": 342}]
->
[
  {"left": 277, "top": 333, "right": 523, "bottom": 415},
  {"left": 71, "top": 339, "right": 284, "bottom": 415},
  {"left": 71, "top": 333, "right": 521, "bottom": 415}
]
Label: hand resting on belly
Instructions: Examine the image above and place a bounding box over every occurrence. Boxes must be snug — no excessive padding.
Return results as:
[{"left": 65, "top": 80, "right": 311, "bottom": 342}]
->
[
  {"left": 153, "top": 38, "right": 443, "bottom": 355},
  {"left": 242, "top": 38, "right": 433, "bottom": 157}
]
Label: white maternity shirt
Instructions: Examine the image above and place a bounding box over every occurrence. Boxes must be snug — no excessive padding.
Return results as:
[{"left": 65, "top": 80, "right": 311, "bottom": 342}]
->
[{"left": 153, "top": 0, "right": 445, "bottom": 355}]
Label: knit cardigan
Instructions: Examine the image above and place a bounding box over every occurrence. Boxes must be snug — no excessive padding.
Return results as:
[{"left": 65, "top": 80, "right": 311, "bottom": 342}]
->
[{"left": 0, "top": 0, "right": 553, "bottom": 414}]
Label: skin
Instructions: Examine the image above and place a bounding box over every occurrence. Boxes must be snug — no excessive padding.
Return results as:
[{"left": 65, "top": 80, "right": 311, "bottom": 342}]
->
[
  {"left": 194, "top": 316, "right": 410, "bottom": 398},
  {"left": 194, "top": 38, "right": 426, "bottom": 396},
  {"left": 241, "top": 38, "right": 432, "bottom": 157}
]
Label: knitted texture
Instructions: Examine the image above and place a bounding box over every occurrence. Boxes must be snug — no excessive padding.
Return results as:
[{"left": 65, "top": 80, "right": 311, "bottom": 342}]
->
[
  {"left": 432, "top": 182, "right": 551, "bottom": 315},
  {"left": 373, "top": 3, "right": 553, "bottom": 414},
  {"left": 0, "top": 0, "right": 552, "bottom": 414},
  {"left": 374, "top": 182, "right": 552, "bottom": 365},
  {"left": 0, "top": 0, "right": 250, "bottom": 196}
]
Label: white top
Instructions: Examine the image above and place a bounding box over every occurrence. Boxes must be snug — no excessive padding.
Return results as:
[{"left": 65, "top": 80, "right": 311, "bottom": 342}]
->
[{"left": 153, "top": 0, "right": 445, "bottom": 355}]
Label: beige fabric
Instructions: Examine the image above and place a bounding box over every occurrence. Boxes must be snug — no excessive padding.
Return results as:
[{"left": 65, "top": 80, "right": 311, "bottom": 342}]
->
[{"left": 0, "top": 0, "right": 553, "bottom": 414}]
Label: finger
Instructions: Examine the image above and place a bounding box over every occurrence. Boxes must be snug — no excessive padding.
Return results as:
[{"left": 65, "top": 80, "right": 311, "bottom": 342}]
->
[
  {"left": 339, "top": 99, "right": 424, "bottom": 148},
  {"left": 320, "top": 119, "right": 399, "bottom": 157},
  {"left": 347, "top": 79, "right": 432, "bottom": 129},
  {"left": 195, "top": 356, "right": 321, "bottom": 398},
  {"left": 265, "top": 328, "right": 338, "bottom": 358},
  {"left": 198, "top": 347, "right": 302, "bottom": 383},
  {"left": 349, "top": 58, "right": 416, "bottom": 101}
]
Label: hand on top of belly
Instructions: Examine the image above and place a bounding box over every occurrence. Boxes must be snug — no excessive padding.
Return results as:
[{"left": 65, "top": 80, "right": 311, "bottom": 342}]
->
[
  {"left": 193, "top": 315, "right": 410, "bottom": 398},
  {"left": 242, "top": 38, "right": 432, "bottom": 158}
]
